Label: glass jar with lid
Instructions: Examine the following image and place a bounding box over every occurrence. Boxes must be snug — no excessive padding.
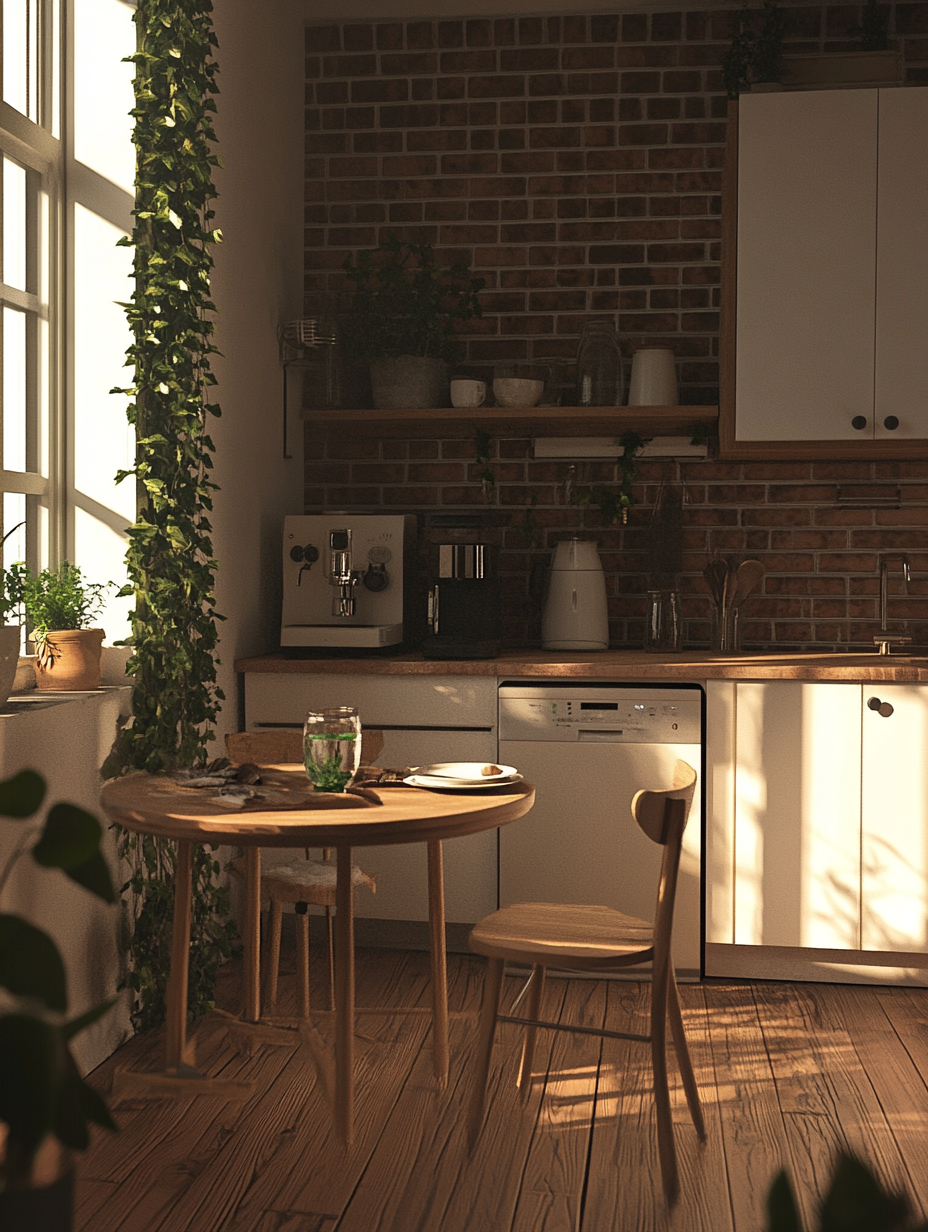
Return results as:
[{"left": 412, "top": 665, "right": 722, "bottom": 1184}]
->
[{"left": 576, "top": 321, "right": 623, "bottom": 407}]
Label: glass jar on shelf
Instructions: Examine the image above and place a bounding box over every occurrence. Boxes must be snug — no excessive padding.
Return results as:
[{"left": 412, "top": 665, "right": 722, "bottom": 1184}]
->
[{"left": 576, "top": 321, "right": 623, "bottom": 407}]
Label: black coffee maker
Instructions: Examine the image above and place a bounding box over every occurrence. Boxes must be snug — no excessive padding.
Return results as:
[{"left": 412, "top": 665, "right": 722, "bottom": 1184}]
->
[{"left": 422, "top": 543, "right": 501, "bottom": 660}]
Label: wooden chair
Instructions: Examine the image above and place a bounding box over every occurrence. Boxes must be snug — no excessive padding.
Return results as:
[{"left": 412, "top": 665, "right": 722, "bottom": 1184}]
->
[
  {"left": 466, "top": 759, "right": 705, "bottom": 1205},
  {"left": 225, "top": 728, "right": 381, "bottom": 1016}
]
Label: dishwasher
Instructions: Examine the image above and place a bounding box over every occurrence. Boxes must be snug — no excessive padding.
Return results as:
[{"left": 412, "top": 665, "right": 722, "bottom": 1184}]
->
[{"left": 498, "top": 681, "right": 705, "bottom": 978}]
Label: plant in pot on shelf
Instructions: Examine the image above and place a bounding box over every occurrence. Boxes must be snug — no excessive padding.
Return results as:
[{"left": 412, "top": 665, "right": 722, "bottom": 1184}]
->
[
  {"left": 0, "top": 527, "right": 25, "bottom": 709},
  {"left": 0, "top": 769, "right": 117, "bottom": 1227},
  {"left": 342, "top": 235, "right": 485, "bottom": 410},
  {"left": 7, "top": 562, "right": 110, "bottom": 692},
  {"left": 722, "top": 0, "right": 788, "bottom": 97}
]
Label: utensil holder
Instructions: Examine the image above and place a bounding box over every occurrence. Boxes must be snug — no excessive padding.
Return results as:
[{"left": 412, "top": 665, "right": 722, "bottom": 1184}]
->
[{"left": 711, "top": 603, "right": 741, "bottom": 654}]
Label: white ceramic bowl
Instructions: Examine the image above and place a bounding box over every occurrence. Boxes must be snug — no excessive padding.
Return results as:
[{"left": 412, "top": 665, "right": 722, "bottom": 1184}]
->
[{"left": 493, "top": 377, "right": 544, "bottom": 408}]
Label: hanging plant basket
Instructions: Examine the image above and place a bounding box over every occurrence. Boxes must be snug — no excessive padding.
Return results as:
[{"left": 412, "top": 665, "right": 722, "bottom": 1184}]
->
[{"left": 33, "top": 628, "right": 104, "bottom": 692}]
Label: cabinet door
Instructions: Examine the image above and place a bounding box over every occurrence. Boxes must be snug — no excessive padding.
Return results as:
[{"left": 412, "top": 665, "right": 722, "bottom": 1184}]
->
[
  {"left": 875, "top": 88, "right": 928, "bottom": 440},
  {"left": 861, "top": 684, "right": 928, "bottom": 952},
  {"left": 733, "top": 682, "right": 861, "bottom": 948},
  {"left": 735, "top": 90, "right": 878, "bottom": 441}
]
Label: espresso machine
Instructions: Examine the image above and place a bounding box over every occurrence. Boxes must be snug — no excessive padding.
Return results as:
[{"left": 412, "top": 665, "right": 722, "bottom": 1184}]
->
[
  {"left": 281, "top": 514, "right": 416, "bottom": 650},
  {"left": 422, "top": 543, "right": 501, "bottom": 660}
]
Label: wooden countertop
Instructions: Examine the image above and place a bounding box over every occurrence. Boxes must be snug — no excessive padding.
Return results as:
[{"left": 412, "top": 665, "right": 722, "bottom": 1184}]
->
[{"left": 234, "top": 649, "right": 928, "bottom": 683}]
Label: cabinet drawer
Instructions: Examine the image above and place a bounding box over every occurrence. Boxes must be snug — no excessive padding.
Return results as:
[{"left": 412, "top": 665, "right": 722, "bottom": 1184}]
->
[{"left": 244, "top": 673, "right": 497, "bottom": 730}]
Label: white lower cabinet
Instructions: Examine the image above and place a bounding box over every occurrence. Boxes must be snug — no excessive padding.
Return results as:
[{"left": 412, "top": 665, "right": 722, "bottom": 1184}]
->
[
  {"left": 705, "top": 680, "right": 928, "bottom": 984},
  {"left": 243, "top": 673, "right": 498, "bottom": 924}
]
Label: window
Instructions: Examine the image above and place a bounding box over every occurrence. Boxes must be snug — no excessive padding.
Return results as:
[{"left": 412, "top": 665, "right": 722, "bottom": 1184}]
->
[{"left": 1, "top": 0, "right": 135, "bottom": 643}]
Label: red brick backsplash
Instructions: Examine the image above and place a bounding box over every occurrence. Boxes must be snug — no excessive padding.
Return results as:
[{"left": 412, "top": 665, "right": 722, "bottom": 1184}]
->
[{"left": 304, "top": 6, "right": 928, "bottom": 652}]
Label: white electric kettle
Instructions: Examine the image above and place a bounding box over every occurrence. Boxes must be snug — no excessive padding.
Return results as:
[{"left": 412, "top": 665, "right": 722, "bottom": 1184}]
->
[{"left": 541, "top": 537, "right": 609, "bottom": 650}]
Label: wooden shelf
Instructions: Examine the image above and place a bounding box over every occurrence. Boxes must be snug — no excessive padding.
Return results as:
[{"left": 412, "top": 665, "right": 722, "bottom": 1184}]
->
[{"left": 301, "top": 405, "right": 718, "bottom": 439}]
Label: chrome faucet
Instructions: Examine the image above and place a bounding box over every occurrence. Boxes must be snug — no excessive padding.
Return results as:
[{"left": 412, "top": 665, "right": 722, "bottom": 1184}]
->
[
  {"left": 329, "top": 528, "right": 360, "bottom": 617},
  {"left": 875, "top": 554, "right": 911, "bottom": 654}
]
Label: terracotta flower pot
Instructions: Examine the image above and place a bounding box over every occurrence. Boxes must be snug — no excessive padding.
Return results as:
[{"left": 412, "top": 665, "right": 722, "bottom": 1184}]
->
[{"left": 33, "top": 628, "right": 105, "bottom": 692}]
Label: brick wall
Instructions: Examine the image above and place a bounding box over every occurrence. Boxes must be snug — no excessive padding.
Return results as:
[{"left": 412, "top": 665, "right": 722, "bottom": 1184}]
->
[{"left": 304, "top": 5, "right": 928, "bottom": 652}]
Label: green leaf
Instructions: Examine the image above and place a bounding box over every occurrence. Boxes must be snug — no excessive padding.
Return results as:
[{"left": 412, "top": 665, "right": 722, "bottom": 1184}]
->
[
  {"left": 53, "top": 1072, "right": 117, "bottom": 1150},
  {"left": 63, "top": 851, "right": 116, "bottom": 904},
  {"left": 0, "top": 1014, "right": 59, "bottom": 1164},
  {"left": 0, "top": 914, "right": 68, "bottom": 1011},
  {"left": 0, "top": 769, "right": 47, "bottom": 818},
  {"left": 33, "top": 802, "right": 104, "bottom": 870}
]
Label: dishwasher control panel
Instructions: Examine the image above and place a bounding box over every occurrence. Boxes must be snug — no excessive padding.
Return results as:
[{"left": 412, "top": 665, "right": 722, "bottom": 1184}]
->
[{"left": 498, "top": 683, "right": 702, "bottom": 744}]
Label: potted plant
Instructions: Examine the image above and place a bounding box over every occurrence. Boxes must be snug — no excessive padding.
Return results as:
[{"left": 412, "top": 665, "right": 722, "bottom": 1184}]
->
[
  {"left": 0, "top": 523, "right": 26, "bottom": 708},
  {"left": 342, "top": 235, "right": 485, "bottom": 409},
  {"left": 722, "top": 0, "right": 788, "bottom": 97},
  {"left": 0, "top": 769, "right": 116, "bottom": 1227},
  {"left": 7, "top": 562, "right": 110, "bottom": 692}
]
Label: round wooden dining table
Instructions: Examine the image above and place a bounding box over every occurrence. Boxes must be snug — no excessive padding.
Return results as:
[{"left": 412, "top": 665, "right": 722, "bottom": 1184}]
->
[{"left": 100, "top": 766, "right": 535, "bottom": 1142}]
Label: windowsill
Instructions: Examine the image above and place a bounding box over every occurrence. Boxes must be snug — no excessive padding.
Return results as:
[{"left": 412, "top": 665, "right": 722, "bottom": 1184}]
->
[{"left": 11, "top": 645, "right": 134, "bottom": 694}]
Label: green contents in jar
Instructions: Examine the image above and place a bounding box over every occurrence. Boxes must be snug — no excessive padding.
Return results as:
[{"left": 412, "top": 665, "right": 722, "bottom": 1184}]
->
[{"left": 304, "top": 731, "right": 359, "bottom": 793}]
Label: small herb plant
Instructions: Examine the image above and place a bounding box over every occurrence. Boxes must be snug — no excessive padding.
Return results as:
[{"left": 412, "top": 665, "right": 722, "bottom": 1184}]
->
[
  {"left": 0, "top": 770, "right": 117, "bottom": 1189},
  {"left": 722, "top": 0, "right": 789, "bottom": 98},
  {"left": 343, "top": 235, "right": 485, "bottom": 364},
  {"left": 7, "top": 562, "right": 109, "bottom": 656}
]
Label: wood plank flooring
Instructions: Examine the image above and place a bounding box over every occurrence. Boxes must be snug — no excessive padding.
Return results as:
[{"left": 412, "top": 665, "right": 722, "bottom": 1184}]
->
[{"left": 78, "top": 946, "right": 928, "bottom": 1232}]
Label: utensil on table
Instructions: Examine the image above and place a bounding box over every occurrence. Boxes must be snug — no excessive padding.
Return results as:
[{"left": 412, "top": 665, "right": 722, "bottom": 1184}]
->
[{"left": 303, "top": 707, "right": 362, "bottom": 793}]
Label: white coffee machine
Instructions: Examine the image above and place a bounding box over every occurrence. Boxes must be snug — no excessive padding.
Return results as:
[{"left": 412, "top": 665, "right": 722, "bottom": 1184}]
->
[{"left": 281, "top": 514, "right": 417, "bottom": 649}]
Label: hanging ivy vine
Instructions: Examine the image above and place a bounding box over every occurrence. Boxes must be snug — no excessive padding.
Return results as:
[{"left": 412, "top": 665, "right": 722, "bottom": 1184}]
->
[{"left": 108, "top": 0, "right": 235, "bottom": 1029}]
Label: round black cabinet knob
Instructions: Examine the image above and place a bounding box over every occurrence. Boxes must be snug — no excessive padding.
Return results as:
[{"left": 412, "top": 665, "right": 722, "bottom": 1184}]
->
[
  {"left": 362, "top": 564, "right": 389, "bottom": 592},
  {"left": 851, "top": 416, "right": 868, "bottom": 431},
  {"left": 867, "top": 696, "right": 894, "bottom": 718},
  {"left": 884, "top": 415, "right": 900, "bottom": 431}
]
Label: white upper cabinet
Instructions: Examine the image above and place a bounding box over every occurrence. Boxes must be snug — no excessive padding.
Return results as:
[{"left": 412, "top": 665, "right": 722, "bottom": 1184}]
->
[
  {"left": 722, "top": 87, "right": 928, "bottom": 456},
  {"left": 874, "top": 89, "right": 928, "bottom": 440}
]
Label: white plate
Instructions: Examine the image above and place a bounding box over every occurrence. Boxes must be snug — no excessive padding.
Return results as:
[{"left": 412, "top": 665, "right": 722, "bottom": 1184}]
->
[
  {"left": 404, "top": 773, "right": 523, "bottom": 792},
  {"left": 411, "top": 762, "right": 519, "bottom": 785},
  {"left": 411, "top": 772, "right": 521, "bottom": 789}
]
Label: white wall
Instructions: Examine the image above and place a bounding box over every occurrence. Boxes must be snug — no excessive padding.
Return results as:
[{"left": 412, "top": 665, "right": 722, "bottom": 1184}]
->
[
  {"left": 209, "top": 0, "right": 306, "bottom": 740},
  {"left": 0, "top": 689, "right": 133, "bottom": 1074}
]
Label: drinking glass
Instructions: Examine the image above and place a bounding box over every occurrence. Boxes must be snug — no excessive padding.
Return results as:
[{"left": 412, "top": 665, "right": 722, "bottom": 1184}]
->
[{"left": 303, "top": 707, "right": 361, "bottom": 793}]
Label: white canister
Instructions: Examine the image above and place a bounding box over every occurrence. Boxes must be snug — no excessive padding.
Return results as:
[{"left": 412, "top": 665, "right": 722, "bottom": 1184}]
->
[
  {"left": 541, "top": 538, "right": 609, "bottom": 651},
  {"left": 628, "top": 347, "right": 678, "bottom": 406}
]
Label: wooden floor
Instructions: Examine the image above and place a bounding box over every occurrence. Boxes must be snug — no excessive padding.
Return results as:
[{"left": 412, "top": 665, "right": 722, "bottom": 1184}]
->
[{"left": 78, "top": 944, "right": 928, "bottom": 1232}]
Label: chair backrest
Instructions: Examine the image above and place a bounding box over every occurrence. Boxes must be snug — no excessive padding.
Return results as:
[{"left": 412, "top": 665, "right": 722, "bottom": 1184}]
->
[
  {"left": 630, "top": 760, "right": 698, "bottom": 981},
  {"left": 225, "top": 727, "right": 385, "bottom": 767}
]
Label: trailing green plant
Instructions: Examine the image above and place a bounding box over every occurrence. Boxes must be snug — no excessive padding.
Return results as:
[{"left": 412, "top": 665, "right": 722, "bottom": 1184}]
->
[
  {"left": 107, "top": 0, "right": 235, "bottom": 1031},
  {"left": 767, "top": 1151, "right": 928, "bottom": 1232},
  {"left": 0, "top": 520, "right": 25, "bottom": 625},
  {"left": 6, "top": 562, "right": 109, "bottom": 656},
  {"left": 518, "top": 490, "right": 543, "bottom": 549},
  {"left": 722, "top": 0, "right": 789, "bottom": 97},
  {"left": 573, "top": 432, "right": 647, "bottom": 527},
  {"left": 0, "top": 770, "right": 117, "bottom": 1190},
  {"left": 475, "top": 428, "right": 496, "bottom": 503},
  {"left": 848, "top": 0, "right": 891, "bottom": 51},
  {"left": 342, "top": 235, "right": 485, "bottom": 364},
  {"left": 116, "top": 828, "right": 234, "bottom": 1032}
]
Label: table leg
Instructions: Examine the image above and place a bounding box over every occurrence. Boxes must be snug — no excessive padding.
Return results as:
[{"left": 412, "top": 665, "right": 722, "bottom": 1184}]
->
[
  {"left": 335, "top": 845, "right": 355, "bottom": 1144},
  {"left": 427, "top": 839, "right": 449, "bottom": 1090},
  {"left": 244, "top": 846, "right": 262, "bottom": 1021},
  {"left": 165, "top": 838, "right": 193, "bottom": 1070}
]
